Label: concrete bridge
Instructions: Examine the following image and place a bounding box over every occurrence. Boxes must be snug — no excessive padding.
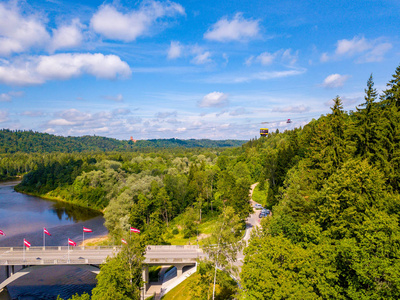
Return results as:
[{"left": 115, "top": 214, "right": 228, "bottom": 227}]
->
[{"left": 0, "top": 245, "right": 203, "bottom": 293}]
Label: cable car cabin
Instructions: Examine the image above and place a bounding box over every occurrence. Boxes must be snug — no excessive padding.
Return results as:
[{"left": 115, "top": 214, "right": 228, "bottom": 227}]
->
[{"left": 260, "top": 128, "right": 269, "bottom": 137}]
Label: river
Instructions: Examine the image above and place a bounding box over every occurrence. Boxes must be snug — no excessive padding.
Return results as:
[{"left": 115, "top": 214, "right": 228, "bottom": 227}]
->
[{"left": 0, "top": 181, "right": 108, "bottom": 300}]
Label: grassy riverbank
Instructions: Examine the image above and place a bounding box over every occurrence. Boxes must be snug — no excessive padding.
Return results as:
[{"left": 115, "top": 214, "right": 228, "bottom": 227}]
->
[{"left": 14, "top": 184, "right": 104, "bottom": 214}]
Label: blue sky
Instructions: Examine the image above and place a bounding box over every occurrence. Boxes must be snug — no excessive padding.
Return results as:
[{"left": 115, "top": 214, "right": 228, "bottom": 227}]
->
[{"left": 0, "top": 0, "right": 399, "bottom": 140}]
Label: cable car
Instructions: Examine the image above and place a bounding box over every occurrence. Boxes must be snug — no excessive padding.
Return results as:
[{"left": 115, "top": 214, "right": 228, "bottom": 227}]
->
[{"left": 260, "top": 128, "right": 269, "bottom": 137}]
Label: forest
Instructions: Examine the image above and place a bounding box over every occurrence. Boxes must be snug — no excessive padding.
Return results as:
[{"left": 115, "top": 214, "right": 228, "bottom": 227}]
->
[
  {"left": 3, "top": 64, "right": 400, "bottom": 299},
  {"left": 0, "top": 129, "right": 246, "bottom": 154}
]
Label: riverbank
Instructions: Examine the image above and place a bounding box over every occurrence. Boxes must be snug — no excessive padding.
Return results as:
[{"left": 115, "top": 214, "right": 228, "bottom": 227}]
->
[
  {"left": 0, "top": 180, "right": 22, "bottom": 187},
  {"left": 14, "top": 185, "right": 105, "bottom": 214},
  {"left": 80, "top": 234, "right": 110, "bottom": 246}
]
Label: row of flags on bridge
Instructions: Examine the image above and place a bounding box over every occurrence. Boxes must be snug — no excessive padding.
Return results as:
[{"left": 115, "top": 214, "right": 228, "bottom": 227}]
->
[
  {"left": 0, "top": 226, "right": 141, "bottom": 247},
  {"left": 0, "top": 227, "right": 92, "bottom": 248}
]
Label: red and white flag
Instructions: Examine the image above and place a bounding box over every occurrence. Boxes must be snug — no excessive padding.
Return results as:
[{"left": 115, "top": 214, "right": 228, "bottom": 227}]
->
[
  {"left": 68, "top": 238, "right": 77, "bottom": 246},
  {"left": 83, "top": 227, "right": 92, "bottom": 233},
  {"left": 24, "top": 239, "right": 31, "bottom": 248},
  {"left": 130, "top": 227, "right": 140, "bottom": 233},
  {"left": 44, "top": 228, "right": 51, "bottom": 236},
  {"left": 0, "top": 230, "right": 5, "bottom": 236},
  {"left": 121, "top": 238, "right": 127, "bottom": 244}
]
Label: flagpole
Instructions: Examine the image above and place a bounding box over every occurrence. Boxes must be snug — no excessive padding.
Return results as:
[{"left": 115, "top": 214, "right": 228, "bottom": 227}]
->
[
  {"left": 23, "top": 240, "right": 25, "bottom": 262},
  {"left": 68, "top": 239, "right": 70, "bottom": 263},
  {"left": 83, "top": 228, "right": 84, "bottom": 249},
  {"left": 43, "top": 229, "right": 45, "bottom": 250}
]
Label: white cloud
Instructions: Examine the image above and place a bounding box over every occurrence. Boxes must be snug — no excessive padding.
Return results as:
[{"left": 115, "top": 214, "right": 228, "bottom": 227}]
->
[
  {"left": 204, "top": 13, "right": 260, "bottom": 42},
  {"left": 282, "top": 49, "right": 298, "bottom": 65},
  {"left": 205, "top": 68, "right": 306, "bottom": 84},
  {"left": 320, "top": 52, "right": 329, "bottom": 62},
  {"left": 322, "top": 36, "right": 392, "bottom": 63},
  {"left": 0, "top": 3, "right": 50, "bottom": 56},
  {"left": 222, "top": 53, "right": 229, "bottom": 65},
  {"left": 322, "top": 74, "right": 350, "bottom": 88},
  {"left": 199, "top": 92, "right": 228, "bottom": 107},
  {"left": 36, "top": 53, "right": 131, "bottom": 80},
  {"left": 0, "top": 53, "right": 131, "bottom": 85},
  {"left": 49, "top": 19, "right": 83, "bottom": 53},
  {"left": 0, "top": 110, "right": 9, "bottom": 123},
  {"left": 336, "top": 36, "right": 370, "bottom": 56},
  {"left": 191, "top": 51, "right": 212, "bottom": 65},
  {"left": 104, "top": 94, "right": 124, "bottom": 102},
  {"left": 257, "top": 52, "right": 276, "bottom": 65},
  {"left": 167, "top": 41, "right": 182, "bottom": 59},
  {"left": 247, "top": 49, "right": 299, "bottom": 66},
  {"left": 59, "top": 109, "right": 91, "bottom": 122},
  {"left": 245, "top": 55, "right": 254, "bottom": 66},
  {"left": 0, "top": 91, "right": 23, "bottom": 102},
  {"left": 44, "top": 128, "right": 55, "bottom": 134},
  {"left": 0, "top": 93, "right": 11, "bottom": 102},
  {"left": 361, "top": 42, "right": 392, "bottom": 63},
  {"left": 48, "top": 118, "right": 76, "bottom": 126},
  {"left": 113, "top": 108, "right": 131, "bottom": 115},
  {"left": 90, "top": 1, "right": 185, "bottom": 42}
]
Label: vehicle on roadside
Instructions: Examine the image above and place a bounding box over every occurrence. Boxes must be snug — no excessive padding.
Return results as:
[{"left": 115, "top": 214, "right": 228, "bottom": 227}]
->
[
  {"left": 254, "top": 204, "right": 263, "bottom": 209},
  {"left": 261, "top": 208, "right": 270, "bottom": 215},
  {"left": 259, "top": 212, "right": 267, "bottom": 218}
]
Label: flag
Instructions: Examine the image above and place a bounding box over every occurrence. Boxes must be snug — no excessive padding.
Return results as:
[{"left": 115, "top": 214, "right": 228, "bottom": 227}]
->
[
  {"left": 83, "top": 227, "right": 92, "bottom": 233},
  {"left": 24, "top": 239, "right": 31, "bottom": 248},
  {"left": 0, "top": 230, "right": 5, "bottom": 236},
  {"left": 44, "top": 228, "right": 51, "bottom": 236},
  {"left": 121, "top": 238, "right": 127, "bottom": 244},
  {"left": 130, "top": 227, "right": 140, "bottom": 233},
  {"left": 68, "top": 238, "right": 77, "bottom": 246}
]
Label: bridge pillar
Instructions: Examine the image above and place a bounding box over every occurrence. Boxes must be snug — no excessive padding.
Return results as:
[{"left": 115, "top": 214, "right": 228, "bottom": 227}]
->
[
  {"left": 142, "top": 266, "right": 149, "bottom": 292},
  {"left": 176, "top": 265, "right": 183, "bottom": 277}
]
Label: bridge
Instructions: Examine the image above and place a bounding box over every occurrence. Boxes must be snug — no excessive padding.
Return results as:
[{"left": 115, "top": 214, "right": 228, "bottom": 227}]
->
[{"left": 0, "top": 245, "right": 203, "bottom": 292}]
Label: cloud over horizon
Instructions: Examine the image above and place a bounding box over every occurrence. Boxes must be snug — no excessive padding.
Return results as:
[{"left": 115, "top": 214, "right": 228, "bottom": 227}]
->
[
  {"left": 90, "top": 1, "right": 185, "bottom": 42},
  {"left": 204, "top": 13, "right": 260, "bottom": 42},
  {"left": 322, "top": 73, "right": 350, "bottom": 88},
  {"left": 0, "top": 53, "right": 131, "bottom": 85},
  {"left": 199, "top": 92, "right": 228, "bottom": 107}
]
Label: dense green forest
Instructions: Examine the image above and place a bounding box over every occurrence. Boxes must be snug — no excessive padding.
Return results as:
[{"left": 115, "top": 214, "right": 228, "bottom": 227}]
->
[
  {"left": 6, "top": 65, "right": 400, "bottom": 299},
  {"left": 14, "top": 148, "right": 252, "bottom": 246},
  {"left": 0, "top": 129, "right": 246, "bottom": 153},
  {"left": 240, "top": 66, "right": 400, "bottom": 299}
]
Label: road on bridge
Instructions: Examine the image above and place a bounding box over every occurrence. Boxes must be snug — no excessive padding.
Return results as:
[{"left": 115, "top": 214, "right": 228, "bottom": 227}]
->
[{"left": 0, "top": 245, "right": 203, "bottom": 266}]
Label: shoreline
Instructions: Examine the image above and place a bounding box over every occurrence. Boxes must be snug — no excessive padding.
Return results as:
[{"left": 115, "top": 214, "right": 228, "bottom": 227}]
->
[
  {"left": 79, "top": 234, "right": 110, "bottom": 246},
  {"left": 14, "top": 187, "right": 105, "bottom": 215}
]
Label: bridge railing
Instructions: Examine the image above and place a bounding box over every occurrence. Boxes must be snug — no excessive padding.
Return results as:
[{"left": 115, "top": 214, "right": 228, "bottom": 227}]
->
[
  {"left": 146, "top": 245, "right": 199, "bottom": 250},
  {"left": 0, "top": 258, "right": 107, "bottom": 265},
  {"left": 0, "top": 246, "right": 120, "bottom": 252}
]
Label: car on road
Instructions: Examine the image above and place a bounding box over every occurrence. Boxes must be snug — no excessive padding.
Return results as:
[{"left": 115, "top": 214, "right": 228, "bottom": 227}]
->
[
  {"left": 254, "top": 204, "right": 263, "bottom": 209},
  {"left": 261, "top": 208, "right": 270, "bottom": 215}
]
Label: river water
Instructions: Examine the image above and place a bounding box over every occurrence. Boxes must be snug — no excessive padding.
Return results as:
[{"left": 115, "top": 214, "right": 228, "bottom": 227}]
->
[{"left": 0, "top": 181, "right": 108, "bottom": 300}]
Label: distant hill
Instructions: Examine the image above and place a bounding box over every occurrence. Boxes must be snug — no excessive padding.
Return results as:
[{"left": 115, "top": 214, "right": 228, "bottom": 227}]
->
[{"left": 0, "top": 129, "right": 247, "bottom": 153}]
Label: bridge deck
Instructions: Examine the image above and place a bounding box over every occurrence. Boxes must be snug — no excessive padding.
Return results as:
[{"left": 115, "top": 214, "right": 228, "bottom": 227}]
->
[{"left": 0, "top": 245, "right": 203, "bottom": 266}]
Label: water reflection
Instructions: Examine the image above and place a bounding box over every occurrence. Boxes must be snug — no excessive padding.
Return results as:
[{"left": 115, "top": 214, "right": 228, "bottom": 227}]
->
[
  {"left": 51, "top": 201, "right": 101, "bottom": 222},
  {"left": 0, "top": 181, "right": 107, "bottom": 300}
]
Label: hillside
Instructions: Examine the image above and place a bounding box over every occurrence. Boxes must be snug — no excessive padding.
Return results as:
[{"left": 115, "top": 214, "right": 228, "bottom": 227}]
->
[{"left": 0, "top": 129, "right": 247, "bottom": 153}]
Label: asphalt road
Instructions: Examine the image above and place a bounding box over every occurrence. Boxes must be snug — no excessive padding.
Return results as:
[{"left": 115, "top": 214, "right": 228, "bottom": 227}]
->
[{"left": 0, "top": 245, "right": 204, "bottom": 266}]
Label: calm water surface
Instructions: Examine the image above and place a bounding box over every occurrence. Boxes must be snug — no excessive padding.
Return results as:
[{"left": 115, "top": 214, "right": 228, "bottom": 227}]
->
[{"left": 0, "top": 181, "right": 108, "bottom": 300}]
